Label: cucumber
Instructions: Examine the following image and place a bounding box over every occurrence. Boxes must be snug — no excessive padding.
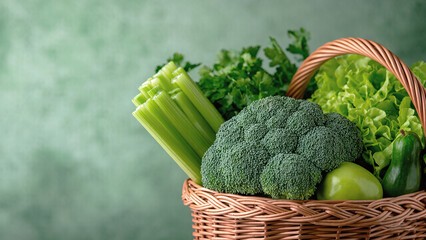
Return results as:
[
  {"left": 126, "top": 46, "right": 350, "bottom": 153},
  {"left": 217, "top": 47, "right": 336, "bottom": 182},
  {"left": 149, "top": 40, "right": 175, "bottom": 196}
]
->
[{"left": 382, "top": 130, "right": 423, "bottom": 197}]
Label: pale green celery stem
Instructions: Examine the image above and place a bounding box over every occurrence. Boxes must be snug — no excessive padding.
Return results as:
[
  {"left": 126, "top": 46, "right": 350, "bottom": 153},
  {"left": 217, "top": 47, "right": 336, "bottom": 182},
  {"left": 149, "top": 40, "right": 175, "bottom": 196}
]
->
[
  {"left": 144, "top": 98, "right": 182, "bottom": 142},
  {"left": 133, "top": 103, "right": 201, "bottom": 184},
  {"left": 161, "top": 62, "right": 178, "bottom": 79},
  {"left": 148, "top": 85, "right": 161, "bottom": 98},
  {"left": 153, "top": 72, "right": 173, "bottom": 92},
  {"left": 150, "top": 78, "right": 161, "bottom": 89},
  {"left": 154, "top": 91, "right": 211, "bottom": 157},
  {"left": 172, "top": 67, "right": 185, "bottom": 78},
  {"left": 171, "top": 91, "right": 216, "bottom": 145},
  {"left": 172, "top": 71, "right": 224, "bottom": 132},
  {"left": 132, "top": 93, "right": 147, "bottom": 107},
  {"left": 138, "top": 82, "right": 152, "bottom": 99}
]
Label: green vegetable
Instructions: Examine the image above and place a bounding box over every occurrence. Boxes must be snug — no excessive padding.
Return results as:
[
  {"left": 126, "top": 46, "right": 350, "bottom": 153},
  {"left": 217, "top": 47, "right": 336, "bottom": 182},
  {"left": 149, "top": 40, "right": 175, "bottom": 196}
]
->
[
  {"left": 382, "top": 130, "right": 423, "bottom": 197},
  {"left": 196, "top": 28, "right": 311, "bottom": 120},
  {"left": 132, "top": 62, "right": 224, "bottom": 184},
  {"left": 317, "top": 162, "right": 383, "bottom": 200},
  {"left": 201, "top": 96, "right": 363, "bottom": 199},
  {"left": 155, "top": 29, "right": 313, "bottom": 120},
  {"left": 198, "top": 46, "right": 273, "bottom": 120},
  {"left": 260, "top": 154, "right": 322, "bottom": 199},
  {"left": 310, "top": 55, "right": 426, "bottom": 177},
  {"left": 155, "top": 53, "right": 200, "bottom": 73}
]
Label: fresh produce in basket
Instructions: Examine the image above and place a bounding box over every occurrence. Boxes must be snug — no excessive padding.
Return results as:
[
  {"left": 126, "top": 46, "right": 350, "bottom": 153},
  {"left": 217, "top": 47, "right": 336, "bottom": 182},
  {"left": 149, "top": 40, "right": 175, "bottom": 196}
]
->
[
  {"left": 201, "top": 96, "right": 364, "bottom": 199},
  {"left": 382, "top": 130, "right": 423, "bottom": 197},
  {"left": 133, "top": 31, "right": 426, "bottom": 204},
  {"left": 310, "top": 55, "right": 426, "bottom": 178},
  {"left": 132, "top": 63, "right": 224, "bottom": 184},
  {"left": 156, "top": 28, "right": 314, "bottom": 120},
  {"left": 317, "top": 162, "right": 383, "bottom": 200},
  {"left": 180, "top": 37, "right": 426, "bottom": 239}
]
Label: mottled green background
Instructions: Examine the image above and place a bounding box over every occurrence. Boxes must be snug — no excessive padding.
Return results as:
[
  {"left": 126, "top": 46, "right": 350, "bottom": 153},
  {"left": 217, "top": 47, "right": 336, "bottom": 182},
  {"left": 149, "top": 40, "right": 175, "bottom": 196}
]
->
[{"left": 0, "top": 0, "right": 425, "bottom": 239}]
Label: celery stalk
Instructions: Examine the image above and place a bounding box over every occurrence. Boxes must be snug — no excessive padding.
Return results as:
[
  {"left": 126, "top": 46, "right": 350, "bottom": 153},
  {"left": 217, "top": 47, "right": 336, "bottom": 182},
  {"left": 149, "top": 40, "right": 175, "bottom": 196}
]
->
[
  {"left": 132, "top": 93, "right": 147, "bottom": 107},
  {"left": 143, "top": 98, "right": 180, "bottom": 141},
  {"left": 133, "top": 104, "right": 202, "bottom": 184},
  {"left": 139, "top": 82, "right": 152, "bottom": 99},
  {"left": 161, "top": 62, "right": 178, "bottom": 79},
  {"left": 171, "top": 67, "right": 185, "bottom": 78},
  {"left": 172, "top": 71, "right": 224, "bottom": 132},
  {"left": 148, "top": 85, "right": 161, "bottom": 98},
  {"left": 154, "top": 91, "right": 211, "bottom": 157},
  {"left": 153, "top": 72, "right": 173, "bottom": 92},
  {"left": 150, "top": 78, "right": 162, "bottom": 89},
  {"left": 132, "top": 62, "right": 224, "bottom": 185},
  {"left": 171, "top": 91, "right": 216, "bottom": 144}
]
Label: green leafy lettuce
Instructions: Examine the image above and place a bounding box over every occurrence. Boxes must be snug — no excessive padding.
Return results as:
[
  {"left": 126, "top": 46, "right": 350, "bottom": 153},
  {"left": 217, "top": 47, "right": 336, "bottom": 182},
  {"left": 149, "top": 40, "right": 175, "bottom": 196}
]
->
[{"left": 310, "top": 55, "right": 426, "bottom": 177}]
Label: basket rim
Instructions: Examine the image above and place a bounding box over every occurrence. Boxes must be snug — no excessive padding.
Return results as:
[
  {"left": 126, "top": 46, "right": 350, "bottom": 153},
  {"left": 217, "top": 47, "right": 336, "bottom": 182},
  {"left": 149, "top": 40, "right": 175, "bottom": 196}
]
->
[{"left": 183, "top": 178, "right": 426, "bottom": 204}]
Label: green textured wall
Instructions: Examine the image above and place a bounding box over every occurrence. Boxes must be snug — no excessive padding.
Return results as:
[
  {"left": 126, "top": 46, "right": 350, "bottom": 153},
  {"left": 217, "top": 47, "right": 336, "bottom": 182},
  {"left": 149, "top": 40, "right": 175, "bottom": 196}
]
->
[{"left": 0, "top": 0, "right": 425, "bottom": 239}]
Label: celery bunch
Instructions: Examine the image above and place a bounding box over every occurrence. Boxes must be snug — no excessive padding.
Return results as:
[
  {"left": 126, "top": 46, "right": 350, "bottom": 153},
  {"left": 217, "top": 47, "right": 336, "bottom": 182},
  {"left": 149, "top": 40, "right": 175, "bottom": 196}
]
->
[{"left": 132, "top": 62, "right": 224, "bottom": 184}]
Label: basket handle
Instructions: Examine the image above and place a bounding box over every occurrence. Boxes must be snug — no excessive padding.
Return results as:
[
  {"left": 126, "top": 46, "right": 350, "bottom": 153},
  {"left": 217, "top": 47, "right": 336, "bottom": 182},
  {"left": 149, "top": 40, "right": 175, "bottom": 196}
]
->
[{"left": 286, "top": 37, "right": 426, "bottom": 138}]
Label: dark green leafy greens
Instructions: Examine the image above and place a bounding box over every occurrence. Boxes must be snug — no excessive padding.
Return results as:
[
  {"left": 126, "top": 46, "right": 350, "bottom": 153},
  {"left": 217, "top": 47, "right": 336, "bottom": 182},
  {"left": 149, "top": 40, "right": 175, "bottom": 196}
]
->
[
  {"left": 198, "top": 46, "right": 276, "bottom": 119},
  {"left": 199, "top": 28, "right": 312, "bottom": 120},
  {"left": 155, "top": 28, "right": 313, "bottom": 120},
  {"left": 286, "top": 28, "right": 310, "bottom": 60}
]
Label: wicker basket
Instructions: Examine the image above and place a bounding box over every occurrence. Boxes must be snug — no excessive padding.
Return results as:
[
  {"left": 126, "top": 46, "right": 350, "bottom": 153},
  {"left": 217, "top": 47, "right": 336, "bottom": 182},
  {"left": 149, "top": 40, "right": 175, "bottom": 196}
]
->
[{"left": 182, "top": 38, "right": 426, "bottom": 239}]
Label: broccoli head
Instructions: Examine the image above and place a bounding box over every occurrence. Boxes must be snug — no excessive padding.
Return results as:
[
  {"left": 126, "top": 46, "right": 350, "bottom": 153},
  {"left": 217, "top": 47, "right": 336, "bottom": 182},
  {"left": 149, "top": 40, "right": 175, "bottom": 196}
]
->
[
  {"left": 260, "top": 154, "right": 322, "bottom": 199},
  {"left": 201, "top": 96, "right": 364, "bottom": 199}
]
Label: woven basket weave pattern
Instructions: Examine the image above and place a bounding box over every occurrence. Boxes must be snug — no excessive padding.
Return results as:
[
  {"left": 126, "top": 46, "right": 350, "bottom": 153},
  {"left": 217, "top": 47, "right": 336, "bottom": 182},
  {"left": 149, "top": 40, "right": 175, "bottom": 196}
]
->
[
  {"left": 183, "top": 38, "right": 426, "bottom": 239},
  {"left": 183, "top": 180, "right": 426, "bottom": 239}
]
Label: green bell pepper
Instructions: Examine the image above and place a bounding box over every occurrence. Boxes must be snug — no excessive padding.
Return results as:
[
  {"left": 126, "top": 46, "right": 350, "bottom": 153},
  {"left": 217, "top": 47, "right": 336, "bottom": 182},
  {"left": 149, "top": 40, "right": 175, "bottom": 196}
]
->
[{"left": 317, "top": 162, "right": 383, "bottom": 200}]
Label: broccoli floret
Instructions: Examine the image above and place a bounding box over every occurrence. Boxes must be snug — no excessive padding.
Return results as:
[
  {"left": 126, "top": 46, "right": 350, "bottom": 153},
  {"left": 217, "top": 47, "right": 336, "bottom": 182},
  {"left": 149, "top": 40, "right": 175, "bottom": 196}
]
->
[
  {"left": 201, "top": 96, "right": 364, "bottom": 199},
  {"left": 201, "top": 146, "right": 226, "bottom": 192},
  {"left": 285, "top": 101, "right": 325, "bottom": 135},
  {"left": 297, "top": 126, "right": 346, "bottom": 172},
  {"left": 244, "top": 123, "right": 268, "bottom": 142},
  {"left": 247, "top": 96, "right": 299, "bottom": 123},
  {"left": 220, "top": 143, "right": 270, "bottom": 194},
  {"left": 324, "top": 113, "right": 364, "bottom": 161},
  {"left": 260, "top": 154, "right": 322, "bottom": 199},
  {"left": 235, "top": 107, "right": 258, "bottom": 126},
  {"left": 297, "top": 101, "right": 326, "bottom": 126},
  {"left": 265, "top": 112, "right": 291, "bottom": 129},
  {"left": 285, "top": 111, "right": 317, "bottom": 136},
  {"left": 214, "top": 116, "right": 244, "bottom": 151},
  {"left": 261, "top": 128, "right": 298, "bottom": 155}
]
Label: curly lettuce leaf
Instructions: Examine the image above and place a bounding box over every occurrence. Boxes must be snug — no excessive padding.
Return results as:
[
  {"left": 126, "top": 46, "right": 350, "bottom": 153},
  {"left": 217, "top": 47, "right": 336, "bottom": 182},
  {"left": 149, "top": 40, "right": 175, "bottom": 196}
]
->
[{"left": 310, "top": 55, "right": 426, "bottom": 178}]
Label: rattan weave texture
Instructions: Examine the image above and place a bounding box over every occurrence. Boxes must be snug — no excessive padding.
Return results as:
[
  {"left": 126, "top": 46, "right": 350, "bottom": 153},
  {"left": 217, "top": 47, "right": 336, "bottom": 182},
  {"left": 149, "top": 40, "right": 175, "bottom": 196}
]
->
[
  {"left": 182, "top": 38, "right": 426, "bottom": 239},
  {"left": 183, "top": 180, "right": 426, "bottom": 239}
]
